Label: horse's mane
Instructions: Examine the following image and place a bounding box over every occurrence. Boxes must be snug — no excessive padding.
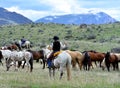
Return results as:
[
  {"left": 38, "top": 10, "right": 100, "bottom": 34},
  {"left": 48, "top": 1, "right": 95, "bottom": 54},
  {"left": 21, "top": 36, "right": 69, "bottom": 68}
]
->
[{"left": 82, "top": 50, "right": 96, "bottom": 53}]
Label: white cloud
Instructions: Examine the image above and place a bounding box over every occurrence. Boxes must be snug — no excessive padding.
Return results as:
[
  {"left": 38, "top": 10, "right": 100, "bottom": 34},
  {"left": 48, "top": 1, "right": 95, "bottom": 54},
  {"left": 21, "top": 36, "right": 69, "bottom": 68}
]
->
[
  {"left": 102, "top": 8, "right": 120, "bottom": 21},
  {"left": 39, "top": 0, "right": 81, "bottom": 13},
  {"left": 5, "top": 1, "right": 120, "bottom": 21},
  {"left": 6, "top": 6, "right": 50, "bottom": 21}
]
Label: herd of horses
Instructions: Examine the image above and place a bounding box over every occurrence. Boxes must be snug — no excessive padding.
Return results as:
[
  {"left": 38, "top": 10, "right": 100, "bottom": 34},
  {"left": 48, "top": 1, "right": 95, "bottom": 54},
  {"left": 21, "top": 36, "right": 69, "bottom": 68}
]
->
[{"left": 0, "top": 41, "right": 120, "bottom": 80}]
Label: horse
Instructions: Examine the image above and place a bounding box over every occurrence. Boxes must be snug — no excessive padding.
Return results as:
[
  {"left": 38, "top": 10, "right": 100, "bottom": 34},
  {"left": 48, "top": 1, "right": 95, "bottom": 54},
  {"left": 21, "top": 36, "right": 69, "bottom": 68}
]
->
[
  {"left": 0, "top": 50, "right": 12, "bottom": 66},
  {"left": 42, "top": 48, "right": 72, "bottom": 80},
  {"left": 82, "top": 52, "right": 91, "bottom": 70},
  {"left": 15, "top": 40, "right": 31, "bottom": 50},
  {"left": 6, "top": 50, "right": 33, "bottom": 72},
  {"left": 65, "top": 50, "right": 84, "bottom": 70},
  {"left": 7, "top": 44, "right": 18, "bottom": 51},
  {"left": 26, "top": 50, "right": 45, "bottom": 69},
  {"left": 102, "top": 52, "right": 119, "bottom": 71},
  {"left": 82, "top": 50, "right": 105, "bottom": 70}
]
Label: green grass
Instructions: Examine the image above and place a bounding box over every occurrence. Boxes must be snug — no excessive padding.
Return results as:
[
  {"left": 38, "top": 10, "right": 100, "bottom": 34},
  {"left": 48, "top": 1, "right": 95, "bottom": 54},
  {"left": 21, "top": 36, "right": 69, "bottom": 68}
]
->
[
  {"left": 0, "top": 23, "right": 120, "bottom": 88},
  {"left": 0, "top": 22, "right": 120, "bottom": 52},
  {"left": 0, "top": 62, "right": 120, "bottom": 88}
]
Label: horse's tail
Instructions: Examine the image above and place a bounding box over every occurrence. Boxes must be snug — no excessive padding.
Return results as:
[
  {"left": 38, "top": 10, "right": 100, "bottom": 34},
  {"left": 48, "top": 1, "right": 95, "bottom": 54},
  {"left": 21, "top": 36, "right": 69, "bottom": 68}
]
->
[
  {"left": 83, "top": 52, "right": 90, "bottom": 65},
  {"left": 105, "top": 52, "right": 111, "bottom": 71},
  {"left": 105, "top": 52, "right": 110, "bottom": 64},
  {"left": 29, "top": 54, "right": 33, "bottom": 72},
  {"left": 0, "top": 51, "right": 3, "bottom": 65}
]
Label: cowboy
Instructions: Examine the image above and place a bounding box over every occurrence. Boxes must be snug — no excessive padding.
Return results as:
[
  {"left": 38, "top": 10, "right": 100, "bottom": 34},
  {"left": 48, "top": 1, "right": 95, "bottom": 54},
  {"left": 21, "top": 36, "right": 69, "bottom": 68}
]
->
[
  {"left": 47, "top": 36, "right": 61, "bottom": 68},
  {"left": 21, "top": 36, "right": 26, "bottom": 45}
]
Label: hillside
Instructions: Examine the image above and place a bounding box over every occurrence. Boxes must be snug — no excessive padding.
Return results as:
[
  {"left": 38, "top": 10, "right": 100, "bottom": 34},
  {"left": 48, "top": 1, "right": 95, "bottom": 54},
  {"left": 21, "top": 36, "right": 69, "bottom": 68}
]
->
[
  {"left": 0, "top": 22, "right": 120, "bottom": 52},
  {"left": 0, "top": 7, "right": 33, "bottom": 25},
  {"left": 36, "top": 12, "right": 117, "bottom": 24}
]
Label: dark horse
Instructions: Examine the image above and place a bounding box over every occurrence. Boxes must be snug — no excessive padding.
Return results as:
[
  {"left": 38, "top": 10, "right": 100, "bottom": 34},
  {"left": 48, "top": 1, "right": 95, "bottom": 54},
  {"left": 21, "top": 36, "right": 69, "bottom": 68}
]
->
[
  {"left": 27, "top": 50, "right": 46, "bottom": 69},
  {"left": 20, "top": 50, "right": 46, "bottom": 69},
  {"left": 82, "top": 50, "right": 105, "bottom": 70},
  {"left": 82, "top": 52, "right": 91, "bottom": 70},
  {"left": 105, "top": 52, "right": 119, "bottom": 71}
]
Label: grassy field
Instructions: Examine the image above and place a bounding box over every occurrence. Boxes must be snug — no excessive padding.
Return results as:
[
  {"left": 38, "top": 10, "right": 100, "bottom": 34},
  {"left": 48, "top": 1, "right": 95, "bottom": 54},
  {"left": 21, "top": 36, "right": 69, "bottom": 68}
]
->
[
  {"left": 0, "top": 61, "right": 120, "bottom": 88},
  {"left": 0, "top": 23, "right": 120, "bottom": 88},
  {"left": 0, "top": 22, "right": 120, "bottom": 52}
]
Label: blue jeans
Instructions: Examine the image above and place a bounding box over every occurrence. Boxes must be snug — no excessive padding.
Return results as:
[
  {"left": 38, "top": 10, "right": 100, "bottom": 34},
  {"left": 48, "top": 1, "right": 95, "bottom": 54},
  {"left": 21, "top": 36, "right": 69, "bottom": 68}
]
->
[{"left": 47, "top": 59, "right": 52, "bottom": 68}]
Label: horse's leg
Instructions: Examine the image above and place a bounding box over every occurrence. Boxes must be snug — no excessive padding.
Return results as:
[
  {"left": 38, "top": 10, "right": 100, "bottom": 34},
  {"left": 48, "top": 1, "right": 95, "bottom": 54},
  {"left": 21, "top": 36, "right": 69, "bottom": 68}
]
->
[
  {"left": 94, "top": 61, "right": 97, "bottom": 67},
  {"left": 83, "top": 64, "right": 85, "bottom": 70},
  {"left": 0, "top": 60, "right": 3, "bottom": 66},
  {"left": 49, "top": 68, "right": 52, "bottom": 78},
  {"left": 60, "top": 71, "right": 63, "bottom": 80},
  {"left": 25, "top": 60, "right": 30, "bottom": 72},
  {"left": 53, "top": 68, "right": 55, "bottom": 79},
  {"left": 112, "top": 63, "right": 115, "bottom": 71},
  {"left": 14, "top": 61, "right": 18, "bottom": 71},
  {"left": 99, "top": 61, "right": 102, "bottom": 67},
  {"left": 17, "top": 61, "right": 22, "bottom": 68},
  {"left": 115, "top": 61, "right": 119, "bottom": 70},
  {"left": 29, "top": 57, "right": 33, "bottom": 72},
  {"left": 76, "top": 58, "right": 82, "bottom": 70},
  {"left": 88, "top": 61, "right": 92, "bottom": 71},
  {"left": 78, "top": 61, "right": 83, "bottom": 70},
  {"left": 22, "top": 60, "right": 26, "bottom": 69},
  {"left": 71, "top": 60, "right": 77, "bottom": 70},
  {"left": 106, "top": 63, "right": 110, "bottom": 71},
  {"left": 42, "top": 59, "right": 46, "bottom": 69},
  {"left": 36, "top": 59, "right": 39, "bottom": 63},
  {"left": 66, "top": 65, "right": 71, "bottom": 80}
]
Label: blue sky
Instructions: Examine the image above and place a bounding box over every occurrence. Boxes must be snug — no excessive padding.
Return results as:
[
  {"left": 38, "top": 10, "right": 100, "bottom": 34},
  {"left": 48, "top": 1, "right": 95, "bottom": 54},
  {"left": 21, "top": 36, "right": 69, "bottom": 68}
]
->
[{"left": 0, "top": 0, "right": 120, "bottom": 21}]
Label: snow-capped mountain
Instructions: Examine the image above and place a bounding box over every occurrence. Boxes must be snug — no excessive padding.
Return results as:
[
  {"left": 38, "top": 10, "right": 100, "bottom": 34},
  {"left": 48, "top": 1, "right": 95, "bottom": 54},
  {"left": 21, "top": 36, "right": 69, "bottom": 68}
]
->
[{"left": 35, "top": 12, "right": 117, "bottom": 24}]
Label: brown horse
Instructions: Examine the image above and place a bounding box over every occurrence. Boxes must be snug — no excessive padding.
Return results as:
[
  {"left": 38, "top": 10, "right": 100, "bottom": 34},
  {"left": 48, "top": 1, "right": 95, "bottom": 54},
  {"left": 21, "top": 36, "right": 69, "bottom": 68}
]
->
[
  {"left": 20, "top": 50, "right": 45, "bottom": 69},
  {"left": 7, "top": 44, "right": 18, "bottom": 51},
  {"left": 27, "top": 50, "right": 46, "bottom": 69},
  {"left": 66, "top": 50, "right": 84, "bottom": 70},
  {"left": 104, "top": 52, "right": 119, "bottom": 71},
  {"left": 0, "top": 44, "right": 18, "bottom": 51},
  {"left": 82, "top": 50, "right": 105, "bottom": 70}
]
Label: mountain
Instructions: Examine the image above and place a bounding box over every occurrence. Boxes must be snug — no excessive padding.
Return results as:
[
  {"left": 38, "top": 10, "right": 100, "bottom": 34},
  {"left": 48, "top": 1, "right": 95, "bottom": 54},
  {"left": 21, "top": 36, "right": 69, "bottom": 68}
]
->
[
  {"left": 35, "top": 12, "right": 117, "bottom": 24},
  {"left": 0, "top": 7, "right": 33, "bottom": 25}
]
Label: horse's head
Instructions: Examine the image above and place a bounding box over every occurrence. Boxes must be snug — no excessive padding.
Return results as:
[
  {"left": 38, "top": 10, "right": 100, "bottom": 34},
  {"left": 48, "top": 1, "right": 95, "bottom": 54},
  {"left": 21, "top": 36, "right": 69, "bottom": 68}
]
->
[
  {"left": 46, "top": 45, "right": 52, "bottom": 50},
  {"left": 42, "top": 48, "right": 52, "bottom": 58}
]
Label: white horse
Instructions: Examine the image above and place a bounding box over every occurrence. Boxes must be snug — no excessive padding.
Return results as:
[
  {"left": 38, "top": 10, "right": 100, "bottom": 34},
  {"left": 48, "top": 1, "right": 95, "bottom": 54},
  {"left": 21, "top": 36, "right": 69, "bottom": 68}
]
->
[
  {"left": 6, "top": 50, "right": 33, "bottom": 72},
  {"left": 18, "top": 40, "right": 31, "bottom": 50},
  {"left": 42, "top": 48, "right": 72, "bottom": 80},
  {"left": 0, "top": 50, "right": 12, "bottom": 66}
]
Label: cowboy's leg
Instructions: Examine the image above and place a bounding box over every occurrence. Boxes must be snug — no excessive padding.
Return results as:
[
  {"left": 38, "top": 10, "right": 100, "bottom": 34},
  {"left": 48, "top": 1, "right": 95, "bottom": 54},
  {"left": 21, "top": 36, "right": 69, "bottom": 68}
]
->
[{"left": 47, "top": 52, "right": 54, "bottom": 68}]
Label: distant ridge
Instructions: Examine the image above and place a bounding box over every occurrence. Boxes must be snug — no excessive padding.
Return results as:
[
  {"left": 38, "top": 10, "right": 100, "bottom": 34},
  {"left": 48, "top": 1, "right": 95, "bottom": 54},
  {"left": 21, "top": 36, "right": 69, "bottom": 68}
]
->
[
  {"left": 0, "top": 7, "right": 33, "bottom": 25},
  {"left": 35, "top": 12, "right": 117, "bottom": 24}
]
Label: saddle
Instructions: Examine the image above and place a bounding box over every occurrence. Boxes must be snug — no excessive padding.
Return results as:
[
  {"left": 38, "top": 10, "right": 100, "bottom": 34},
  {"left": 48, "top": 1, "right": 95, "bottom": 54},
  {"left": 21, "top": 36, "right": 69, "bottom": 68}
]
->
[{"left": 53, "top": 51, "right": 62, "bottom": 57}]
